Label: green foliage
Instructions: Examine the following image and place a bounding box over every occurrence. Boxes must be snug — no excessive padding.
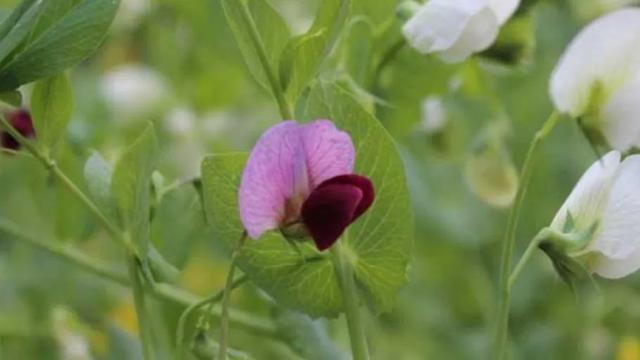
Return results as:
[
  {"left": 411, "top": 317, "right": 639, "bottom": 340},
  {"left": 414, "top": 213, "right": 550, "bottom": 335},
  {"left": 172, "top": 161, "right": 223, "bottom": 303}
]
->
[
  {"left": 273, "top": 307, "right": 347, "bottom": 360},
  {"left": 201, "top": 82, "right": 413, "bottom": 317},
  {"left": 302, "top": 81, "right": 414, "bottom": 313},
  {"left": 0, "top": 0, "right": 120, "bottom": 91},
  {"left": 279, "top": 0, "right": 351, "bottom": 102},
  {"left": 84, "top": 151, "right": 115, "bottom": 217},
  {"left": 0, "top": 89, "right": 20, "bottom": 106},
  {"left": 30, "top": 72, "right": 74, "bottom": 150},
  {"left": 221, "top": 0, "right": 290, "bottom": 93},
  {"left": 111, "top": 124, "right": 159, "bottom": 255}
]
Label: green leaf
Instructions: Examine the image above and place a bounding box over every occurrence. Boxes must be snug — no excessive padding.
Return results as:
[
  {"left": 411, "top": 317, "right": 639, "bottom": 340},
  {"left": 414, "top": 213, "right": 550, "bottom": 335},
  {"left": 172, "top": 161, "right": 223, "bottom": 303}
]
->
[
  {"left": 84, "top": 151, "right": 115, "bottom": 217},
  {"left": 302, "top": 81, "right": 414, "bottom": 314},
  {"left": 0, "top": 0, "right": 42, "bottom": 65},
  {"left": 273, "top": 307, "right": 348, "bottom": 360},
  {"left": 0, "top": 0, "right": 38, "bottom": 40},
  {"left": 30, "top": 72, "right": 74, "bottom": 149},
  {"left": 0, "top": 90, "right": 22, "bottom": 106},
  {"left": 0, "top": 0, "right": 120, "bottom": 91},
  {"left": 279, "top": 0, "right": 351, "bottom": 102},
  {"left": 111, "top": 124, "right": 159, "bottom": 255},
  {"left": 343, "top": 17, "right": 375, "bottom": 85},
  {"left": 221, "top": 0, "right": 290, "bottom": 93},
  {"left": 201, "top": 83, "right": 413, "bottom": 317}
]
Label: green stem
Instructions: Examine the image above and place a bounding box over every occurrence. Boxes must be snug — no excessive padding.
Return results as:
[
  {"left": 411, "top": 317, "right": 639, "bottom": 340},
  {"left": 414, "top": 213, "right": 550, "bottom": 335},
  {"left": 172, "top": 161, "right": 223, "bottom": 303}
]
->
[
  {"left": 0, "top": 115, "right": 135, "bottom": 255},
  {"left": 508, "top": 231, "right": 547, "bottom": 291},
  {"left": 127, "top": 255, "right": 155, "bottom": 360},
  {"left": 493, "top": 111, "right": 560, "bottom": 360},
  {"left": 176, "top": 275, "right": 248, "bottom": 356},
  {"left": 0, "top": 218, "right": 129, "bottom": 285},
  {"left": 331, "top": 243, "right": 369, "bottom": 360},
  {"left": 237, "top": 0, "right": 292, "bottom": 120},
  {"left": 218, "top": 233, "right": 247, "bottom": 360},
  {"left": 0, "top": 217, "right": 279, "bottom": 340}
]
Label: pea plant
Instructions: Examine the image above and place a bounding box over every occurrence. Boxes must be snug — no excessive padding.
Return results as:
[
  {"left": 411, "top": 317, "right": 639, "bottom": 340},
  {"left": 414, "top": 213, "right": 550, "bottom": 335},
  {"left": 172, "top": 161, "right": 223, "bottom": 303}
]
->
[{"left": 1, "top": 0, "right": 640, "bottom": 359}]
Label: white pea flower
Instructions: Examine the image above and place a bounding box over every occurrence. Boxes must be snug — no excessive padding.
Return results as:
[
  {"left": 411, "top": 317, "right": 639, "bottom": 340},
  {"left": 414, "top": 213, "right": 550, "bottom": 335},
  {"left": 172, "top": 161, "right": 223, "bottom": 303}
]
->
[
  {"left": 402, "top": 0, "right": 521, "bottom": 63},
  {"left": 550, "top": 8, "right": 640, "bottom": 152},
  {"left": 420, "top": 96, "right": 448, "bottom": 134},
  {"left": 549, "top": 151, "right": 640, "bottom": 279},
  {"left": 101, "top": 64, "right": 168, "bottom": 121}
]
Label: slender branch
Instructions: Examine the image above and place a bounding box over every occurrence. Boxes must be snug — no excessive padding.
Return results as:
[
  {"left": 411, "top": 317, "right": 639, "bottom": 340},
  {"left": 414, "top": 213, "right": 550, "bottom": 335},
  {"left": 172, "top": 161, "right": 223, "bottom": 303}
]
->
[
  {"left": 0, "top": 147, "right": 34, "bottom": 158},
  {"left": 0, "top": 115, "right": 135, "bottom": 255},
  {"left": 0, "top": 218, "right": 129, "bottom": 285},
  {"left": 176, "top": 275, "right": 248, "bottom": 356},
  {"left": 374, "top": 38, "right": 406, "bottom": 81},
  {"left": 127, "top": 255, "right": 155, "bottom": 360},
  {"left": 508, "top": 232, "right": 546, "bottom": 291},
  {"left": 493, "top": 111, "right": 560, "bottom": 360},
  {"left": 0, "top": 218, "right": 279, "bottom": 339},
  {"left": 218, "top": 233, "right": 247, "bottom": 360},
  {"left": 331, "top": 243, "right": 369, "bottom": 360},
  {"left": 237, "top": 0, "right": 292, "bottom": 120}
]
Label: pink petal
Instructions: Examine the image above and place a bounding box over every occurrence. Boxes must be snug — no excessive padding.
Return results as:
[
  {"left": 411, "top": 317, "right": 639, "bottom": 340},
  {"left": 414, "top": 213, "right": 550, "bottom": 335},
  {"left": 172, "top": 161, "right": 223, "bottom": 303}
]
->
[
  {"left": 239, "top": 120, "right": 355, "bottom": 239},
  {"left": 301, "top": 183, "right": 363, "bottom": 251},
  {"left": 301, "top": 120, "right": 355, "bottom": 188}
]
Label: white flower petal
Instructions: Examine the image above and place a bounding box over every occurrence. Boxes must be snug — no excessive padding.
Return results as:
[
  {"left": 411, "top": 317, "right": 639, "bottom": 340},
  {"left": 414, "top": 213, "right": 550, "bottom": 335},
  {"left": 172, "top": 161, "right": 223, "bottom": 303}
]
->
[
  {"left": 591, "top": 245, "right": 640, "bottom": 279},
  {"left": 490, "top": 0, "right": 521, "bottom": 24},
  {"left": 403, "top": 0, "right": 492, "bottom": 55},
  {"left": 550, "top": 151, "right": 621, "bottom": 233},
  {"left": 588, "top": 155, "right": 640, "bottom": 267},
  {"left": 600, "top": 74, "right": 640, "bottom": 151},
  {"left": 438, "top": 7, "right": 500, "bottom": 63},
  {"left": 550, "top": 8, "right": 640, "bottom": 117}
]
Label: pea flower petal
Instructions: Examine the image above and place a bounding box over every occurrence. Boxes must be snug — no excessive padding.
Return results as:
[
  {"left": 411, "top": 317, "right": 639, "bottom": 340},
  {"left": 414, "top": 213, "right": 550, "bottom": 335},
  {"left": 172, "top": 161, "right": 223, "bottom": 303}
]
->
[
  {"left": 239, "top": 120, "right": 355, "bottom": 240},
  {"left": 301, "top": 175, "right": 374, "bottom": 251},
  {"left": 550, "top": 151, "right": 640, "bottom": 279},
  {"left": 402, "top": 0, "right": 520, "bottom": 63},
  {"left": 550, "top": 8, "right": 640, "bottom": 151}
]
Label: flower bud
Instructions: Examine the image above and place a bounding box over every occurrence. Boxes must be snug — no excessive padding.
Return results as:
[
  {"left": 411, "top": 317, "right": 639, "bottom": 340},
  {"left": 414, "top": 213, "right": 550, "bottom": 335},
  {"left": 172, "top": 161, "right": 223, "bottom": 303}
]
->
[{"left": 1, "top": 109, "right": 35, "bottom": 151}]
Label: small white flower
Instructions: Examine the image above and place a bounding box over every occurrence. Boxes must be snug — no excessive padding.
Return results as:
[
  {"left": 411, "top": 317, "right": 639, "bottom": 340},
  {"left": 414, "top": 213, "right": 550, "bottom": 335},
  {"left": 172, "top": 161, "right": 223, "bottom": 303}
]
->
[
  {"left": 165, "top": 107, "right": 196, "bottom": 138},
  {"left": 113, "top": 0, "right": 151, "bottom": 30},
  {"left": 550, "top": 8, "right": 640, "bottom": 151},
  {"left": 550, "top": 151, "right": 640, "bottom": 279},
  {"left": 402, "top": 0, "right": 521, "bottom": 63},
  {"left": 101, "top": 64, "right": 168, "bottom": 121},
  {"left": 420, "top": 96, "right": 448, "bottom": 134}
]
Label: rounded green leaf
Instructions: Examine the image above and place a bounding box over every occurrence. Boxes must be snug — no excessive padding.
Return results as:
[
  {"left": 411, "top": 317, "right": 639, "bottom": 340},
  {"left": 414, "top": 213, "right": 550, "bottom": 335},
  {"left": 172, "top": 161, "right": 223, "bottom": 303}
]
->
[{"left": 201, "top": 82, "right": 413, "bottom": 317}]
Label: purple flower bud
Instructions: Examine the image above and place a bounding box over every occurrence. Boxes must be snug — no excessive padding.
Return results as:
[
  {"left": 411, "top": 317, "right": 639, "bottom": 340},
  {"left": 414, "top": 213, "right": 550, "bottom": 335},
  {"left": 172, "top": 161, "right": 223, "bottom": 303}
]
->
[{"left": 1, "top": 109, "right": 35, "bottom": 151}]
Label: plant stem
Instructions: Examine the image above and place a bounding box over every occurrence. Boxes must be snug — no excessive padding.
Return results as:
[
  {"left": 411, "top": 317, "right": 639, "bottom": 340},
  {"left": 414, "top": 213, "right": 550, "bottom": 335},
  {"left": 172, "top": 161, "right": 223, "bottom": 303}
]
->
[
  {"left": 237, "top": 0, "right": 292, "bottom": 120},
  {"left": 127, "top": 255, "right": 155, "bottom": 360},
  {"left": 0, "top": 217, "right": 129, "bottom": 285},
  {"left": 0, "top": 115, "right": 135, "bottom": 254},
  {"left": 493, "top": 111, "right": 560, "bottom": 360},
  {"left": 508, "top": 232, "right": 546, "bottom": 291},
  {"left": 176, "top": 276, "right": 248, "bottom": 355},
  {"left": 0, "top": 217, "right": 278, "bottom": 339},
  {"left": 218, "top": 233, "right": 247, "bottom": 360},
  {"left": 331, "top": 243, "right": 369, "bottom": 360}
]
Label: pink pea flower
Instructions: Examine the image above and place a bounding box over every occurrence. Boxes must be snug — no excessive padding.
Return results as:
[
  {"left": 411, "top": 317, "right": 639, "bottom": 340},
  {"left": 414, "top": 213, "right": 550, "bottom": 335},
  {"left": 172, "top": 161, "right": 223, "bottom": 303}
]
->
[
  {"left": 1, "top": 109, "right": 35, "bottom": 151},
  {"left": 239, "top": 120, "right": 375, "bottom": 251}
]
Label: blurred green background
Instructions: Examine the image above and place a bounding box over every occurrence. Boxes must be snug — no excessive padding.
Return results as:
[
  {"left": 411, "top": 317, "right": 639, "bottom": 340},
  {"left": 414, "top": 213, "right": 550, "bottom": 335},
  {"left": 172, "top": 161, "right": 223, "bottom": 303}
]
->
[{"left": 2, "top": 0, "right": 640, "bottom": 359}]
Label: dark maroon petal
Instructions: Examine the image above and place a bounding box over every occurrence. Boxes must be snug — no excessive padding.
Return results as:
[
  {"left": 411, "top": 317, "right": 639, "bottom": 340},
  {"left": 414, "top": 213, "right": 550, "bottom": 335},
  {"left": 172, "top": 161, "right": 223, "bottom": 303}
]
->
[
  {"left": 301, "top": 183, "right": 363, "bottom": 251},
  {"left": 315, "top": 174, "right": 375, "bottom": 221},
  {"left": 1, "top": 109, "right": 34, "bottom": 151}
]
